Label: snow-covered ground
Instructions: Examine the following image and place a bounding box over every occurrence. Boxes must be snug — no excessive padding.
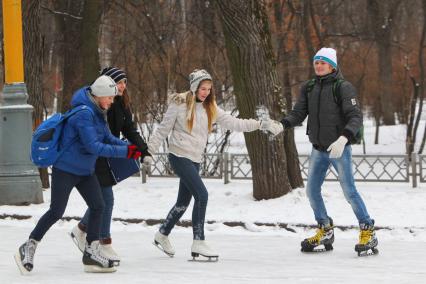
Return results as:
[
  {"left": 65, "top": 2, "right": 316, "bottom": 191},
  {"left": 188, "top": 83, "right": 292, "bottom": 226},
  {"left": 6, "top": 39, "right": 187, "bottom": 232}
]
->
[{"left": 1, "top": 121, "right": 426, "bottom": 282}]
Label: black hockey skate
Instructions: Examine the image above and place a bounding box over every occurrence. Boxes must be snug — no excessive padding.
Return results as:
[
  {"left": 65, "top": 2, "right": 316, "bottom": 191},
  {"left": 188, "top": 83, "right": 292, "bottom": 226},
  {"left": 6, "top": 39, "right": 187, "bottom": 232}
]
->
[
  {"left": 83, "top": 241, "right": 117, "bottom": 273},
  {"left": 355, "top": 222, "right": 378, "bottom": 257},
  {"left": 14, "top": 239, "right": 38, "bottom": 275},
  {"left": 301, "top": 219, "right": 334, "bottom": 253}
]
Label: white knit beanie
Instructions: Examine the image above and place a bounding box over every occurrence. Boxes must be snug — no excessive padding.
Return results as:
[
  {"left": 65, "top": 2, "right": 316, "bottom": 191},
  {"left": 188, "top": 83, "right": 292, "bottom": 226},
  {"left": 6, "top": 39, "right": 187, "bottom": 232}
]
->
[
  {"left": 91, "top": 75, "right": 118, "bottom": 97},
  {"left": 313, "top": 47, "right": 337, "bottom": 68},
  {"left": 189, "top": 69, "right": 212, "bottom": 94}
]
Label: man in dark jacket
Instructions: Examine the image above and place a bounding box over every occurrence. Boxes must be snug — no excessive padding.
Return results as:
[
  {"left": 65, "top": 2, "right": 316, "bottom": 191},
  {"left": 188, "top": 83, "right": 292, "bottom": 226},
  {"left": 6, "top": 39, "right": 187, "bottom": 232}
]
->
[
  {"left": 70, "top": 67, "right": 151, "bottom": 265},
  {"left": 281, "top": 47, "right": 378, "bottom": 256}
]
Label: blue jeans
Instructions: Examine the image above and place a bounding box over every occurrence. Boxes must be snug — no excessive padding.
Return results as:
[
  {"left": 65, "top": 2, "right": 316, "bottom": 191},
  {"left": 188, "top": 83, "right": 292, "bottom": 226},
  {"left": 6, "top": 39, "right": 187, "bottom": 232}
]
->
[
  {"left": 159, "top": 153, "right": 208, "bottom": 240},
  {"left": 80, "top": 186, "right": 114, "bottom": 239},
  {"left": 30, "top": 167, "right": 105, "bottom": 243},
  {"left": 306, "top": 146, "right": 373, "bottom": 226}
]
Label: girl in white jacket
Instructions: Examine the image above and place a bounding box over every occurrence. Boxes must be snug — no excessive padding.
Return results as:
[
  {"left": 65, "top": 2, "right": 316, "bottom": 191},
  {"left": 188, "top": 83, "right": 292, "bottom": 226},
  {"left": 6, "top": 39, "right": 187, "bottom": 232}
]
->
[{"left": 149, "top": 69, "right": 282, "bottom": 260}]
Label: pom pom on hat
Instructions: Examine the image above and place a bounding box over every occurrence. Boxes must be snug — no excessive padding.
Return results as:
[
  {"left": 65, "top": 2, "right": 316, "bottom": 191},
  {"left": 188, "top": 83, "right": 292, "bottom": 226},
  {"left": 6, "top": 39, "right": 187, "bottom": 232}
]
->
[{"left": 313, "top": 47, "right": 337, "bottom": 68}]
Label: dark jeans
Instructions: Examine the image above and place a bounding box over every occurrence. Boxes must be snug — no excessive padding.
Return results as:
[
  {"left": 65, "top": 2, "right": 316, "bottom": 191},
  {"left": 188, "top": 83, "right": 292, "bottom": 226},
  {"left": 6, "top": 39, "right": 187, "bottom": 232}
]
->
[
  {"left": 80, "top": 185, "right": 114, "bottom": 240},
  {"left": 30, "top": 167, "right": 105, "bottom": 244},
  {"left": 159, "top": 153, "right": 208, "bottom": 240}
]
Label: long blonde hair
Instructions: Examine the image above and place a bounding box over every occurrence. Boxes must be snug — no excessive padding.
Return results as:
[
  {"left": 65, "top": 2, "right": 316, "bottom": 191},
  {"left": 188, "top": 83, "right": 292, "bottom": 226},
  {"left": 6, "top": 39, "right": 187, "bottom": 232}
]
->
[{"left": 186, "top": 80, "right": 217, "bottom": 133}]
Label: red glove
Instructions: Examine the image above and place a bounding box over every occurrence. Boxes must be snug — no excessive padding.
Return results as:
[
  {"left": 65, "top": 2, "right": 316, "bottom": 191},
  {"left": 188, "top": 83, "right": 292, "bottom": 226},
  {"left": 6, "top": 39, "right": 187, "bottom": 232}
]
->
[{"left": 127, "top": 145, "right": 142, "bottom": 159}]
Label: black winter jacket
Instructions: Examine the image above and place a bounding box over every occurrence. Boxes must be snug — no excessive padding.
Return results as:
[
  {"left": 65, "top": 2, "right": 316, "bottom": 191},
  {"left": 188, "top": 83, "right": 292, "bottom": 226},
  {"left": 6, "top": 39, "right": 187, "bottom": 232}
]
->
[
  {"left": 281, "top": 70, "right": 363, "bottom": 150},
  {"left": 95, "top": 96, "right": 149, "bottom": 186}
]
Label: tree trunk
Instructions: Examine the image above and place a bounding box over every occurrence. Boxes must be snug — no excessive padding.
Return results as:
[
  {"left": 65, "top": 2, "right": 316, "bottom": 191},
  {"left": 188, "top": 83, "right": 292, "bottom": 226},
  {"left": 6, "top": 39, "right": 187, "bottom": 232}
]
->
[
  {"left": 81, "top": 0, "right": 103, "bottom": 84},
  {"left": 55, "top": 0, "right": 84, "bottom": 112},
  {"left": 282, "top": 56, "right": 304, "bottom": 189},
  {"left": 367, "top": 0, "right": 399, "bottom": 125},
  {"left": 23, "top": 0, "right": 50, "bottom": 188},
  {"left": 272, "top": 1, "right": 304, "bottom": 189},
  {"left": 55, "top": 0, "right": 102, "bottom": 112},
  {"left": 418, "top": 0, "right": 426, "bottom": 154},
  {"left": 216, "top": 0, "right": 298, "bottom": 200}
]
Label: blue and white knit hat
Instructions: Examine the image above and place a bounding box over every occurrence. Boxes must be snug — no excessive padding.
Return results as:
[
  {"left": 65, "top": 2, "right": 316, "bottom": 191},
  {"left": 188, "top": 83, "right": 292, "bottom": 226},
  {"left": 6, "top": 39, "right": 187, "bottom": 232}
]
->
[
  {"left": 313, "top": 47, "right": 337, "bottom": 68},
  {"left": 189, "top": 69, "right": 212, "bottom": 94}
]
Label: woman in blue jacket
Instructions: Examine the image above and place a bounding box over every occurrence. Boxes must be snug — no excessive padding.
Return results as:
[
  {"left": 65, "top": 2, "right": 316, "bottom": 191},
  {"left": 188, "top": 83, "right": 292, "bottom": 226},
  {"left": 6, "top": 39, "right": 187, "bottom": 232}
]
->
[{"left": 14, "top": 75, "right": 142, "bottom": 274}]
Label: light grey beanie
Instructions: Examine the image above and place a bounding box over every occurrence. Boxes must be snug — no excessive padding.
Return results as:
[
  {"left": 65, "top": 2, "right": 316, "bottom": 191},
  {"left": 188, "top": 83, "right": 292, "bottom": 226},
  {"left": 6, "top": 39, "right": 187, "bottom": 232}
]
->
[
  {"left": 189, "top": 69, "right": 212, "bottom": 94},
  {"left": 91, "top": 75, "right": 118, "bottom": 97}
]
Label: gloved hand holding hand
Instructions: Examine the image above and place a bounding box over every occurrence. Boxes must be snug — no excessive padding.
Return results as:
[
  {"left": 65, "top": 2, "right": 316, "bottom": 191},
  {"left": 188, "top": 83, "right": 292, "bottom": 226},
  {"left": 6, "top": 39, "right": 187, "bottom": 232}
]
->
[
  {"left": 327, "top": 136, "right": 348, "bottom": 159},
  {"left": 142, "top": 156, "right": 153, "bottom": 167},
  {"left": 259, "top": 119, "right": 284, "bottom": 136},
  {"left": 127, "top": 145, "right": 142, "bottom": 159}
]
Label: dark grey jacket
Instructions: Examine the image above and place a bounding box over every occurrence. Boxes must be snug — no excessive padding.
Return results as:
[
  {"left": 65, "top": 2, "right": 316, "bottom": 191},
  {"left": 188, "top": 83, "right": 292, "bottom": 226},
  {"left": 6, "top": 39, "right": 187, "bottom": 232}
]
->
[{"left": 281, "top": 70, "right": 363, "bottom": 149}]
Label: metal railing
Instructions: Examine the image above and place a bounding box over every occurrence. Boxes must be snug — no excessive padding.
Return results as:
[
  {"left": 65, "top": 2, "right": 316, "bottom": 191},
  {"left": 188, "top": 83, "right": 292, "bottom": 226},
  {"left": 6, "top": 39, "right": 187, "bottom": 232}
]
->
[{"left": 141, "top": 152, "right": 423, "bottom": 187}]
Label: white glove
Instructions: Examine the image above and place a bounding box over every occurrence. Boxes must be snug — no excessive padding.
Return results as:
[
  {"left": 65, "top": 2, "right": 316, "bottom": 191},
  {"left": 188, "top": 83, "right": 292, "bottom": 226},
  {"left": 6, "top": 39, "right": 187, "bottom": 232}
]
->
[
  {"left": 327, "top": 136, "right": 348, "bottom": 159},
  {"left": 259, "top": 119, "right": 284, "bottom": 136},
  {"left": 143, "top": 156, "right": 153, "bottom": 167}
]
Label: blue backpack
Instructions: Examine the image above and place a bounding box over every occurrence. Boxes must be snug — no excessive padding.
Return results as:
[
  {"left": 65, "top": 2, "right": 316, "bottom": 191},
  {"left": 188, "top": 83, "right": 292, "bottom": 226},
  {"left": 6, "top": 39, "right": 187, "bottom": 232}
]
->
[{"left": 30, "top": 105, "right": 93, "bottom": 167}]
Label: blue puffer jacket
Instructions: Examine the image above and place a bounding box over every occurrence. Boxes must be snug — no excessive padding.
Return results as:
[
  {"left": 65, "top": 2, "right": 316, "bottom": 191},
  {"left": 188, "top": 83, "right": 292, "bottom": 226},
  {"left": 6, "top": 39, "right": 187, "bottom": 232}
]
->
[{"left": 54, "top": 87, "right": 128, "bottom": 175}]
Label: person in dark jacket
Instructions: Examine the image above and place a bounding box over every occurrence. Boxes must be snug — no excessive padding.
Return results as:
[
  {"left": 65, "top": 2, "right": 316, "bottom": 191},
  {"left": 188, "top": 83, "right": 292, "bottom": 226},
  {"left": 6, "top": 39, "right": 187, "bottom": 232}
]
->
[
  {"left": 15, "top": 75, "right": 143, "bottom": 274},
  {"left": 280, "top": 47, "right": 378, "bottom": 255},
  {"left": 70, "top": 67, "right": 150, "bottom": 264}
]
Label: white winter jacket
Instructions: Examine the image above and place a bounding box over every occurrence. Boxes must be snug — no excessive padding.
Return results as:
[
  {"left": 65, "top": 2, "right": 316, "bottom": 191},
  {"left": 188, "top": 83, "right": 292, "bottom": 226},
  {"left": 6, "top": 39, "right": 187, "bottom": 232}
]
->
[{"left": 148, "top": 92, "right": 261, "bottom": 163}]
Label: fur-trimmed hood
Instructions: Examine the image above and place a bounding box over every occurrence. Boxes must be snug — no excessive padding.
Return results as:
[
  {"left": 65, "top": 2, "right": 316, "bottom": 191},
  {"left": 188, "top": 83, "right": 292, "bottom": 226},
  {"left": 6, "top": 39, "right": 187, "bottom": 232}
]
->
[{"left": 167, "top": 91, "right": 191, "bottom": 105}]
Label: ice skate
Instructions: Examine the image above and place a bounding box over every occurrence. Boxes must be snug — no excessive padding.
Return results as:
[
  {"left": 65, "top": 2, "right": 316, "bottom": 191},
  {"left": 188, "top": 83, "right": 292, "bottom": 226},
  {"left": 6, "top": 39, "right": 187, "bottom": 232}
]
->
[
  {"left": 70, "top": 224, "right": 86, "bottom": 253},
  {"left": 301, "top": 220, "right": 334, "bottom": 253},
  {"left": 100, "top": 238, "right": 121, "bottom": 266},
  {"left": 14, "top": 238, "right": 38, "bottom": 275},
  {"left": 153, "top": 231, "right": 175, "bottom": 257},
  {"left": 355, "top": 222, "right": 378, "bottom": 257},
  {"left": 189, "top": 240, "right": 219, "bottom": 262},
  {"left": 83, "top": 240, "right": 117, "bottom": 273}
]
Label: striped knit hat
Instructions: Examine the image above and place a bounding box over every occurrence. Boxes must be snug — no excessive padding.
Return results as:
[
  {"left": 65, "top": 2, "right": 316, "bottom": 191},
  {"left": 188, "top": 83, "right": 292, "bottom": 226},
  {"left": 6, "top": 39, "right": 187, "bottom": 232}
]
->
[{"left": 100, "top": 67, "right": 127, "bottom": 83}]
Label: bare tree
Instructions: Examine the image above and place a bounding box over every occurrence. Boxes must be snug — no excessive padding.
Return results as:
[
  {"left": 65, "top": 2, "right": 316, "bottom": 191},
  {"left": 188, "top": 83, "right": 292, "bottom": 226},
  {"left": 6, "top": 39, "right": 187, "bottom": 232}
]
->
[
  {"left": 23, "top": 0, "right": 50, "bottom": 188},
  {"left": 367, "top": 0, "right": 401, "bottom": 125},
  {"left": 52, "top": 0, "right": 102, "bottom": 112},
  {"left": 417, "top": 0, "right": 426, "bottom": 154},
  {"left": 216, "top": 0, "right": 302, "bottom": 200}
]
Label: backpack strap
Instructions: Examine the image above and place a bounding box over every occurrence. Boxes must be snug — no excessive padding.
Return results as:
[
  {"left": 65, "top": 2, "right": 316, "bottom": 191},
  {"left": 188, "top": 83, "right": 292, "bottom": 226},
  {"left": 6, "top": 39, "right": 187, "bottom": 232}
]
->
[
  {"left": 305, "top": 78, "right": 316, "bottom": 95},
  {"left": 64, "top": 105, "right": 93, "bottom": 118},
  {"left": 60, "top": 105, "right": 94, "bottom": 152},
  {"left": 332, "top": 78, "right": 345, "bottom": 105}
]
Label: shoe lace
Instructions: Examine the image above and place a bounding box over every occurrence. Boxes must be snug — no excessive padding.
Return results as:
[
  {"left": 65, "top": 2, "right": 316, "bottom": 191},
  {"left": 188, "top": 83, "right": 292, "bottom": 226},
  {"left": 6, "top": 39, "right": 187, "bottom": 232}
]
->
[
  {"left": 359, "top": 229, "right": 373, "bottom": 245},
  {"left": 90, "top": 242, "right": 111, "bottom": 265},
  {"left": 25, "top": 240, "right": 37, "bottom": 264},
  {"left": 307, "top": 228, "right": 325, "bottom": 244}
]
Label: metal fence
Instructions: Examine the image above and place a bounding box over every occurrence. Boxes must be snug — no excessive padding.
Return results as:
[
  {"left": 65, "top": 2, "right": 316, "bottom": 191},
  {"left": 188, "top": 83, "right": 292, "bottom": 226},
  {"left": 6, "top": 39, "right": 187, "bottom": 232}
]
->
[{"left": 141, "top": 153, "right": 424, "bottom": 187}]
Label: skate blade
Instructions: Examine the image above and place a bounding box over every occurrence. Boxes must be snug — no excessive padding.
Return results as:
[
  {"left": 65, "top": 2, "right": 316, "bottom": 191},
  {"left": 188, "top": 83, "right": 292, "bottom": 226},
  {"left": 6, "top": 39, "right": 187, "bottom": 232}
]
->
[
  {"left": 69, "top": 232, "right": 84, "bottom": 253},
  {"left": 14, "top": 252, "right": 30, "bottom": 275},
  {"left": 84, "top": 264, "right": 117, "bottom": 273},
  {"left": 301, "top": 244, "right": 333, "bottom": 253},
  {"left": 357, "top": 248, "right": 379, "bottom": 257},
  {"left": 152, "top": 241, "right": 174, "bottom": 258},
  {"left": 188, "top": 253, "right": 219, "bottom": 262}
]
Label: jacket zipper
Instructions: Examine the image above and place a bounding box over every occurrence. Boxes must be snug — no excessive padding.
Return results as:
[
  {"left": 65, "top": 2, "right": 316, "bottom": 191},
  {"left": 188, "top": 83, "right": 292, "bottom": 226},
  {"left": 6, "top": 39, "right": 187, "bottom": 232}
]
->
[{"left": 316, "top": 79, "right": 324, "bottom": 144}]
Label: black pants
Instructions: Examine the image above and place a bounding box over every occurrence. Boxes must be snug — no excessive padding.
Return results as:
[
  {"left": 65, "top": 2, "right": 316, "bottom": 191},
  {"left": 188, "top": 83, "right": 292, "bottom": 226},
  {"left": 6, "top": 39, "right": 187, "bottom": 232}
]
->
[{"left": 30, "top": 167, "right": 105, "bottom": 244}]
